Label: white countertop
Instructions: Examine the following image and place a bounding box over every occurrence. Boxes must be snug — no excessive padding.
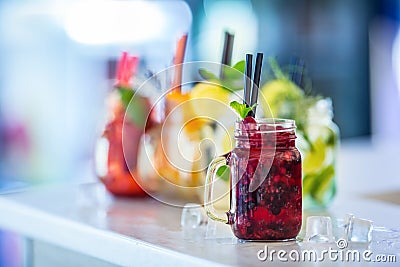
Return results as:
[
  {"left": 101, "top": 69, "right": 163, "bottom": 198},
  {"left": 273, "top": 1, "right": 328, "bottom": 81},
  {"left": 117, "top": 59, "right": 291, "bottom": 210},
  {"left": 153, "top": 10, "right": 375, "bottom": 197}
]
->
[{"left": 0, "top": 139, "right": 399, "bottom": 266}]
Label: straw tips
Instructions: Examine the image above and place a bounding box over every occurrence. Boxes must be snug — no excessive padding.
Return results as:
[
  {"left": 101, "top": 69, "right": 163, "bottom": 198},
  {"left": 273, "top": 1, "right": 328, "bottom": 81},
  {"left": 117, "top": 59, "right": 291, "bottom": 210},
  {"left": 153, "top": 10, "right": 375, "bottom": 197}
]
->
[{"left": 243, "top": 52, "right": 263, "bottom": 118}]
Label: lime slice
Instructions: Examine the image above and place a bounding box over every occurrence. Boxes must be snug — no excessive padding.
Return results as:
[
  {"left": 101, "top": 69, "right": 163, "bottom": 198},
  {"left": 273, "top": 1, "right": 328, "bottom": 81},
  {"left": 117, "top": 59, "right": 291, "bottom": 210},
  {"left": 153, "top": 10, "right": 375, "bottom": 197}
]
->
[
  {"left": 309, "top": 165, "right": 335, "bottom": 204},
  {"left": 302, "top": 173, "right": 315, "bottom": 196},
  {"left": 325, "top": 126, "right": 338, "bottom": 147},
  {"left": 303, "top": 137, "right": 327, "bottom": 174}
]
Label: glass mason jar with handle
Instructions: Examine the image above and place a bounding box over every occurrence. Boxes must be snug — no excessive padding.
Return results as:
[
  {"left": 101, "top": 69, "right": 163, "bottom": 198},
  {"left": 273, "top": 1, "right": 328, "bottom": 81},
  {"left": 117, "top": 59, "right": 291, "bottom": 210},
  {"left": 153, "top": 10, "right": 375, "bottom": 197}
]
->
[{"left": 204, "top": 118, "right": 302, "bottom": 241}]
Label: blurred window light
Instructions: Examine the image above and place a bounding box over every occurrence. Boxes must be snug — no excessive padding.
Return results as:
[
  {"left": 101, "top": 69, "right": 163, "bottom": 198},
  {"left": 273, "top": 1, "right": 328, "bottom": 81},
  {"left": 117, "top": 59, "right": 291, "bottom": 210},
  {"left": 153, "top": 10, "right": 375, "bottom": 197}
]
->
[
  {"left": 198, "top": 0, "right": 257, "bottom": 63},
  {"left": 368, "top": 19, "right": 400, "bottom": 140},
  {"left": 0, "top": 0, "right": 192, "bottom": 182},
  {"left": 392, "top": 28, "right": 400, "bottom": 99},
  {"left": 64, "top": 1, "right": 166, "bottom": 45}
]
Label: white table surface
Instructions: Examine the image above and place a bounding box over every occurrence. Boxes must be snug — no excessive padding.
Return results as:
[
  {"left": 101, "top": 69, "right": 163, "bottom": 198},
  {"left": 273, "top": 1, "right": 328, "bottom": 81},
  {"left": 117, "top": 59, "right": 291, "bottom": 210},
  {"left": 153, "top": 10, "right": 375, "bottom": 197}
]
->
[{"left": 0, "top": 138, "right": 399, "bottom": 266}]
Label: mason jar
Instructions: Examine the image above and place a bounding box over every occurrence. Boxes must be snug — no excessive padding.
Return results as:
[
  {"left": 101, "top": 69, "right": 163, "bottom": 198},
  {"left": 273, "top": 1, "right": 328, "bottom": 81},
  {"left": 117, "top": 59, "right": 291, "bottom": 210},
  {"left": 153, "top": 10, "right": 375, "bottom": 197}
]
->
[
  {"left": 205, "top": 118, "right": 302, "bottom": 241},
  {"left": 298, "top": 98, "right": 339, "bottom": 209}
]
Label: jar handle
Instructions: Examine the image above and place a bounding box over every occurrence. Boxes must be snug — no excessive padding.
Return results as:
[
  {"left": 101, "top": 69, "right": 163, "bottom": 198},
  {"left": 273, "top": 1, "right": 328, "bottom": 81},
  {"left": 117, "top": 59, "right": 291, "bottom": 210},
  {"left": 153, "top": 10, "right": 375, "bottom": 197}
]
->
[{"left": 204, "top": 156, "right": 229, "bottom": 224}]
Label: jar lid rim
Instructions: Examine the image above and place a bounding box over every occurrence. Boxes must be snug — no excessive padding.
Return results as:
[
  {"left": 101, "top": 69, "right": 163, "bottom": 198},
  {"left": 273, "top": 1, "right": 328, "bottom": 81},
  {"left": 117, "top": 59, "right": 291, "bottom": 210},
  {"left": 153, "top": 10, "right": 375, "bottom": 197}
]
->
[{"left": 235, "top": 118, "right": 296, "bottom": 128}]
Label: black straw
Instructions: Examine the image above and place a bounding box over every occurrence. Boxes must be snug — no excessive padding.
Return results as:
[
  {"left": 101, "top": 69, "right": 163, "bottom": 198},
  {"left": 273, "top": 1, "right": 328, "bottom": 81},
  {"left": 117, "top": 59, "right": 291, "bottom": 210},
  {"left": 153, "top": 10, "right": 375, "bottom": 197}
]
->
[
  {"left": 220, "top": 31, "right": 234, "bottom": 78},
  {"left": 289, "top": 56, "right": 305, "bottom": 87},
  {"left": 243, "top": 54, "right": 253, "bottom": 107},
  {"left": 221, "top": 31, "right": 234, "bottom": 66},
  {"left": 249, "top": 53, "right": 263, "bottom": 115}
]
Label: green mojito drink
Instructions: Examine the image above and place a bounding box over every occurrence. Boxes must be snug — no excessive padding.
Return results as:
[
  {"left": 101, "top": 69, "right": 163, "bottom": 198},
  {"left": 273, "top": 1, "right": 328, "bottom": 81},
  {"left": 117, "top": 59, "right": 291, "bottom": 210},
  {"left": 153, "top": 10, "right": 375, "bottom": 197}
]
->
[
  {"left": 297, "top": 98, "right": 339, "bottom": 209},
  {"left": 260, "top": 59, "right": 339, "bottom": 209}
]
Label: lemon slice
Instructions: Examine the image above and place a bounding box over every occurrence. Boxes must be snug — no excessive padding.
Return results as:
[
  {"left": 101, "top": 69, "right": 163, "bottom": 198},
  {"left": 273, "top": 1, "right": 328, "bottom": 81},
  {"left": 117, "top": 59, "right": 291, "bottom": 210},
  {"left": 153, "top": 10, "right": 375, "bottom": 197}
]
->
[
  {"left": 260, "top": 79, "right": 303, "bottom": 118},
  {"left": 189, "top": 83, "right": 231, "bottom": 120}
]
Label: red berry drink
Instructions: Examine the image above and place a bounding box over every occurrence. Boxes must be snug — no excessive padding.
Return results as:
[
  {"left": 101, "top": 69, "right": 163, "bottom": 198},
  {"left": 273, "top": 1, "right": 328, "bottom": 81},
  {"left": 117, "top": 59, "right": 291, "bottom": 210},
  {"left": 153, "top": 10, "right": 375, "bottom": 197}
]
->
[{"left": 228, "top": 118, "right": 302, "bottom": 240}]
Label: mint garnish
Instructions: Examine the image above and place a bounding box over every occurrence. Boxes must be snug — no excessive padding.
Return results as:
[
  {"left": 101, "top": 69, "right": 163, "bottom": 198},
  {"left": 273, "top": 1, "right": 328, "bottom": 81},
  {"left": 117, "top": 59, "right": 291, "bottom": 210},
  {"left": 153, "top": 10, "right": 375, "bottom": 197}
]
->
[
  {"left": 269, "top": 57, "right": 288, "bottom": 80},
  {"left": 198, "top": 60, "right": 245, "bottom": 92},
  {"left": 216, "top": 165, "right": 230, "bottom": 182},
  {"left": 230, "top": 101, "right": 256, "bottom": 119},
  {"left": 198, "top": 69, "right": 219, "bottom": 81},
  {"left": 232, "top": 60, "right": 245, "bottom": 73},
  {"left": 117, "top": 87, "right": 147, "bottom": 128}
]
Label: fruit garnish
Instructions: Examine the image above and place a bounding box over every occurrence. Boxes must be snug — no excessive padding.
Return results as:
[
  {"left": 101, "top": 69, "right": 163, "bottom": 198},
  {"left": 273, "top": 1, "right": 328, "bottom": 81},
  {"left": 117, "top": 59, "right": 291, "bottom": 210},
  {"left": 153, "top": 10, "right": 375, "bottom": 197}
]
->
[
  {"left": 302, "top": 136, "right": 326, "bottom": 174},
  {"left": 303, "top": 165, "right": 335, "bottom": 204},
  {"left": 229, "top": 101, "right": 256, "bottom": 119},
  {"left": 165, "top": 91, "right": 207, "bottom": 135},
  {"left": 242, "top": 115, "right": 257, "bottom": 124},
  {"left": 260, "top": 79, "right": 303, "bottom": 118},
  {"left": 260, "top": 58, "right": 304, "bottom": 118},
  {"left": 220, "top": 125, "right": 235, "bottom": 153},
  {"left": 190, "top": 83, "right": 231, "bottom": 120},
  {"left": 260, "top": 58, "right": 323, "bottom": 150}
]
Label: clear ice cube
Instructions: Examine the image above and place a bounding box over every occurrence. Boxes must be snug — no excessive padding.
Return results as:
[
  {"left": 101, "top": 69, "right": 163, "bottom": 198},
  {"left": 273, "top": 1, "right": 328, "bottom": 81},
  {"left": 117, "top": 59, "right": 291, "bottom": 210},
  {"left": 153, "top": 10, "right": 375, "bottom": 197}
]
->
[
  {"left": 205, "top": 218, "right": 236, "bottom": 243},
  {"left": 181, "top": 203, "right": 207, "bottom": 240},
  {"left": 180, "top": 203, "right": 207, "bottom": 228},
  {"left": 336, "top": 213, "right": 355, "bottom": 239},
  {"left": 305, "top": 216, "right": 334, "bottom": 243},
  {"left": 372, "top": 227, "right": 400, "bottom": 256},
  {"left": 345, "top": 216, "right": 373, "bottom": 243}
]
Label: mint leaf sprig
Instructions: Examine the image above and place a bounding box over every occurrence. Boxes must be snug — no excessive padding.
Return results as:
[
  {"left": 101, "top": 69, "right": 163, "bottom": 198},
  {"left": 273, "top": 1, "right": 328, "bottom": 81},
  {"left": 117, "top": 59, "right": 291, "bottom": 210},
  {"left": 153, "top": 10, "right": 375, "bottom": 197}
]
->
[
  {"left": 230, "top": 101, "right": 256, "bottom": 119},
  {"left": 117, "top": 87, "right": 147, "bottom": 128},
  {"left": 199, "top": 60, "right": 245, "bottom": 92}
]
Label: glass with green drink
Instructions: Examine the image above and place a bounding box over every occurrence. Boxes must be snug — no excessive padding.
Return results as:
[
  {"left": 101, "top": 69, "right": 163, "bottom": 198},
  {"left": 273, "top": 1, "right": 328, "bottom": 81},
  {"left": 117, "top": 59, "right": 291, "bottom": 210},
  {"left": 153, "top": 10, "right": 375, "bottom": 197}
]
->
[{"left": 259, "top": 58, "right": 339, "bottom": 209}]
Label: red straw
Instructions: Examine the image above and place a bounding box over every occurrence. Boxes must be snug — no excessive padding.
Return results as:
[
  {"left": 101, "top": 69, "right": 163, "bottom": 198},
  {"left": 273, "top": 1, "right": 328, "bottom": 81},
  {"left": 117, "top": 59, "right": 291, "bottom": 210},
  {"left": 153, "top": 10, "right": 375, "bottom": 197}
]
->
[
  {"left": 116, "top": 51, "right": 139, "bottom": 88},
  {"left": 116, "top": 51, "right": 128, "bottom": 84},
  {"left": 171, "top": 33, "right": 188, "bottom": 93}
]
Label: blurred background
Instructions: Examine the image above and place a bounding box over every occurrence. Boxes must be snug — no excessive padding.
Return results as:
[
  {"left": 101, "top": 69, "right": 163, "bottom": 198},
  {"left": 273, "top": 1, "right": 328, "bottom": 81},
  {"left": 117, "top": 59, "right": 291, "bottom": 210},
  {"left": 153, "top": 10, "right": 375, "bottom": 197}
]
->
[
  {"left": 0, "top": 0, "right": 399, "bottom": 185},
  {"left": 1, "top": 1, "right": 400, "bottom": 266}
]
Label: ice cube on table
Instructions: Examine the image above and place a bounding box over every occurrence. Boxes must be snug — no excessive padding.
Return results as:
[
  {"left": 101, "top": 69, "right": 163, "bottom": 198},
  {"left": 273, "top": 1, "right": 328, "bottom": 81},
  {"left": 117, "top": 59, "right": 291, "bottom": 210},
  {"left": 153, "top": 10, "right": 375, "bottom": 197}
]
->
[
  {"left": 371, "top": 227, "right": 400, "bottom": 255},
  {"left": 181, "top": 203, "right": 207, "bottom": 240},
  {"left": 344, "top": 215, "right": 373, "bottom": 243},
  {"left": 205, "top": 218, "right": 236, "bottom": 243},
  {"left": 305, "top": 216, "right": 334, "bottom": 243},
  {"left": 336, "top": 213, "right": 355, "bottom": 239},
  {"left": 373, "top": 227, "right": 400, "bottom": 243},
  {"left": 180, "top": 203, "right": 207, "bottom": 229}
]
